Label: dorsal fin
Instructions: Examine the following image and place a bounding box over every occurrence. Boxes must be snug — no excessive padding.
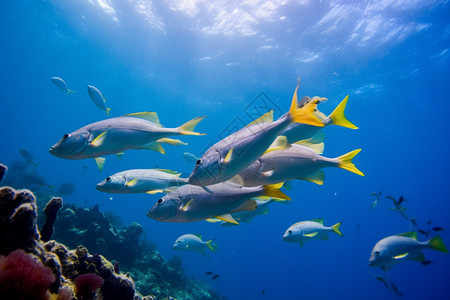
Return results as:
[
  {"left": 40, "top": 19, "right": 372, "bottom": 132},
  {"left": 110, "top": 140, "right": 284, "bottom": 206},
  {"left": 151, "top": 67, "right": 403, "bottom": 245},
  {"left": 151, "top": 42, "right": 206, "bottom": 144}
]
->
[
  {"left": 246, "top": 110, "right": 274, "bottom": 127},
  {"left": 124, "top": 112, "right": 161, "bottom": 127},
  {"left": 311, "top": 218, "right": 324, "bottom": 224},
  {"left": 397, "top": 231, "right": 417, "bottom": 240}
]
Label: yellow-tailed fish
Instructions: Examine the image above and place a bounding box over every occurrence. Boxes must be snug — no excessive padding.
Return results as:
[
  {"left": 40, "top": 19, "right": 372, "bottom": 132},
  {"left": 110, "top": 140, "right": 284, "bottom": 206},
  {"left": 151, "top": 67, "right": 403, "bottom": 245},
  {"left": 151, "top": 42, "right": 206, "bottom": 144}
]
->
[
  {"left": 188, "top": 81, "right": 323, "bottom": 186},
  {"left": 282, "top": 219, "right": 343, "bottom": 247},
  {"left": 173, "top": 234, "right": 218, "bottom": 253},
  {"left": 49, "top": 111, "right": 205, "bottom": 170},
  {"left": 51, "top": 77, "right": 75, "bottom": 94},
  {"left": 369, "top": 232, "right": 448, "bottom": 271},
  {"left": 282, "top": 94, "right": 357, "bottom": 144},
  {"left": 96, "top": 168, "right": 188, "bottom": 194},
  {"left": 147, "top": 181, "right": 290, "bottom": 224},
  {"left": 87, "top": 85, "right": 111, "bottom": 115}
]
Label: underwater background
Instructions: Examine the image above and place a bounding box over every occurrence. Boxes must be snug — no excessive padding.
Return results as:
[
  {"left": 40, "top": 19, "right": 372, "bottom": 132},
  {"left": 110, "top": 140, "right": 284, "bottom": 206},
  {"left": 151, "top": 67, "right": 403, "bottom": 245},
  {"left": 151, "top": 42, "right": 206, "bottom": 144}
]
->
[{"left": 1, "top": 0, "right": 450, "bottom": 299}]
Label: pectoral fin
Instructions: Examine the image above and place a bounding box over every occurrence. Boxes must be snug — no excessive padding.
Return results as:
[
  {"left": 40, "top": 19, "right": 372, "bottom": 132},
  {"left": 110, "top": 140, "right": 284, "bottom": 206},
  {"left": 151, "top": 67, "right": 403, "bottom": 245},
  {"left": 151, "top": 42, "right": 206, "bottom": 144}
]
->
[
  {"left": 91, "top": 131, "right": 107, "bottom": 147},
  {"left": 304, "top": 232, "right": 319, "bottom": 237},
  {"left": 393, "top": 252, "right": 409, "bottom": 259},
  {"left": 126, "top": 178, "right": 138, "bottom": 187},
  {"left": 181, "top": 199, "right": 194, "bottom": 212},
  {"left": 223, "top": 148, "right": 234, "bottom": 164}
]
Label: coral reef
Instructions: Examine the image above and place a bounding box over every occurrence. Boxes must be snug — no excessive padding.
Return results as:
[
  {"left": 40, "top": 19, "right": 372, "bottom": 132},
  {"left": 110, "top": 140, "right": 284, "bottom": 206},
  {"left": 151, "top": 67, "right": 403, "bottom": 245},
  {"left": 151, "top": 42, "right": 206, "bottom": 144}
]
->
[
  {"left": 40, "top": 197, "right": 63, "bottom": 242},
  {"left": 51, "top": 202, "right": 226, "bottom": 299},
  {"left": 0, "top": 181, "right": 226, "bottom": 300}
]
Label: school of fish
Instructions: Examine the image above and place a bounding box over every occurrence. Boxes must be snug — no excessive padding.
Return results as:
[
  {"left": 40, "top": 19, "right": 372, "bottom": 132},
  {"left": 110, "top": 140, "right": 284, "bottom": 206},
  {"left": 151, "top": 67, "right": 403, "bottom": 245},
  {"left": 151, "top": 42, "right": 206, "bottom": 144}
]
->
[{"left": 49, "top": 77, "right": 447, "bottom": 294}]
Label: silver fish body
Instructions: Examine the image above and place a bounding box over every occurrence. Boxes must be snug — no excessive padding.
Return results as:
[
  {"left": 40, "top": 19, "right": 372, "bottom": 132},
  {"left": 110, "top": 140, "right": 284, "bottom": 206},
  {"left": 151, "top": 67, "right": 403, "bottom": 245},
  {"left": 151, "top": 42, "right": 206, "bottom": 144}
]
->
[
  {"left": 282, "top": 220, "right": 339, "bottom": 244},
  {"left": 369, "top": 235, "right": 435, "bottom": 270},
  {"left": 51, "top": 77, "right": 74, "bottom": 93},
  {"left": 189, "top": 114, "right": 292, "bottom": 186},
  {"left": 49, "top": 114, "right": 203, "bottom": 159},
  {"left": 173, "top": 234, "right": 217, "bottom": 253},
  {"left": 147, "top": 182, "right": 266, "bottom": 223},
  {"left": 87, "top": 85, "right": 110, "bottom": 114},
  {"left": 239, "top": 144, "right": 337, "bottom": 186},
  {"left": 96, "top": 169, "right": 188, "bottom": 194}
]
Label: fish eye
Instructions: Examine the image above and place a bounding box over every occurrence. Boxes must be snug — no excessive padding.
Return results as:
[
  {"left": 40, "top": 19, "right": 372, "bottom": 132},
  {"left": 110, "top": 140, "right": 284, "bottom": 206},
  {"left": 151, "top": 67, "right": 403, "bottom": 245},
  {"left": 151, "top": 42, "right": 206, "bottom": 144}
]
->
[
  {"left": 157, "top": 198, "right": 164, "bottom": 205},
  {"left": 288, "top": 230, "right": 292, "bottom": 234},
  {"left": 375, "top": 251, "right": 380, "bottom": 256},
  {"left": 62, "top": 134, "right": 70, "bottom": 140},
  {"left": 106, "top": 177, "right": 111, "bottom": 182},
  {"left": 196, "top": 159, "right": 202, "bottom": 165}
]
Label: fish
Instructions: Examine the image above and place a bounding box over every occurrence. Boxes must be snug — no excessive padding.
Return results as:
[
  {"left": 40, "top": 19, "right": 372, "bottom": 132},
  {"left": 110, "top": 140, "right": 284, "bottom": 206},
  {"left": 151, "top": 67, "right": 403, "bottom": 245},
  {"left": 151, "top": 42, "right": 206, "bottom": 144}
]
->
[
  {"left": 369, "top": 191, "right": 382, "bottom": 210},
  {"left": 49, "top": 111, "right": 205, "bottom": 171},
  {"left": 182, "top": 152, "right": 200, "bottom": 163},
  {"left": 205, "top": 272, "right": 214, "bottom": 275},
  {"left": 282, "top": 219, "right": 343, "bottom": 247},
  {"left": 0, "top": 164, "right": 7, "bottom": 182},
  {"left": 96, "top": 169, "right": 188, "bottom": 194},
  {"left": 188, "top": 81, "right": 324, "bottom": 186},
  {"left": 418, "top": 229, "right": 430, "bottom": 237},
  {"left": 237, "top": 138, "right": 364, "bottom": 186},
  {"left": 51, "top": 77, "right": 75, "bottom": 94},
  {"left": 19, "top": 148, "right": 38, "bottom": 166},
  {"left": 432, "top": 227, "right": 443, "bottom": 232},
  {"left": 173, "top": 234, "right": 218, "bottom": 253},
  {"left": 24, "top": 173, "right": 52, "bottom": 189},
  {"left": 281, "top": 95, "right": 358, "bottom": 144},
  {"left": 212, "top": 275, "right": 219, "bottom": 280},
  {"left": 386, "top": 195, "right": 410, "bottom": 221},
  {"left": 369, "top": 232, "right": 448, "bottom": 271},
  {"left": 147, "top": 181, "right": 290, "bottom": 224},
  {"left": 56, "top": 182, "right": 77, "bottom": 196},
  {"left": 87, "top": 85, "right": 112, "bottom": 115}
]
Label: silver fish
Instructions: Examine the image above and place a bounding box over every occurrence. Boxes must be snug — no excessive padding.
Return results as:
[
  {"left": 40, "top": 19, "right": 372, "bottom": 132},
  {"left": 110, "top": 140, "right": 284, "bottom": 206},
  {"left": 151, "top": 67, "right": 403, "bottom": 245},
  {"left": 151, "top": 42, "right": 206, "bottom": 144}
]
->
[
  {"left": 281, "top": 95, "right": 357, "bottom": 144},
  {"left": 49, "top": 111, "right": 205, "bottom": 169},
  {"left": 173, "top": 234, "right": 218, "bottom": 253},
  {"left": 238, "top": 142, "right": 364, "bottom": 186},
  {"left": 51, "top": 77, "right": 75, "bottom": 94},
  {"left": 147, "top": 181, "right": 289, "bottom": 224},
  {"left": 188, "top": 82, "right": 323, "bottom": 186},
  {"left": 87, "top": 85, "right": 111, "bottom": 115},
  {"left": 282, "top": 219, "right": 343, "bottom": 247},
  {"left": 369, "top": 232, "right": 448, "bottom": 271},
  {"left": 19, "top": 148, "right": 38, "bottom": 166},
  {"left": 96, "top": 168, "right": 188, "bottom": 194}
]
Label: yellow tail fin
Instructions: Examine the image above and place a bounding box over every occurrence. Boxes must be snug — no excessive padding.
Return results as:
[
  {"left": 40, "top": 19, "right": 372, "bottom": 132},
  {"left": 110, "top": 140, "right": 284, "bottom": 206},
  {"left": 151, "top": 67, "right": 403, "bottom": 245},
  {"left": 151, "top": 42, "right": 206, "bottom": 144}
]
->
[
  {"left": 263, "top": 183, "right": 291, "bottom": 201},
  {"left": 106, "top": 107, "right": 112, "bottom": 116},
  {"left": 206, "top": 240, "right": 219, "bottom": 252},
  {"left": 178, "top": 116, "right": 207, "bottom": 136},
  {"left": 289, "top": 83, "right": 324, "bottom": 127},
  {"left": 429, "top": 235, "right": 448, "bottom": 253},
  {"left": 329, "top": 95, "right": 358, "bottom": 129},
  {"left": 337, "top": 149, "right": 365, "bottom": 176},
  {"left": 332, "top": 222, "right": 344, "bottom": 237}
]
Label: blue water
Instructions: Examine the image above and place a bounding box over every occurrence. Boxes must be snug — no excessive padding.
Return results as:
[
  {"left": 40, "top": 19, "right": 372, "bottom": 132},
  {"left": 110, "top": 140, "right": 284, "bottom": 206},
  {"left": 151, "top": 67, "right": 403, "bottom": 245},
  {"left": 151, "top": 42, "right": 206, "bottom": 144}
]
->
[{"left": 1, "top": 1, "right": 450, "bottom": 299}]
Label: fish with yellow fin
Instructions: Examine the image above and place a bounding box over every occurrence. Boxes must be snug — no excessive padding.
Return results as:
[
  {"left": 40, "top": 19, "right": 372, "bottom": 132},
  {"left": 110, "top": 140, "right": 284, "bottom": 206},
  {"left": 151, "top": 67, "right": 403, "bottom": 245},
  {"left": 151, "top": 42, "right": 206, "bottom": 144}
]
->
[
  {"left": 369, "top": 232, "right": 448, "bottom": 271},
  {"left": 281, "top": 94, "right": 358, "bottom": 143},
  {"left": 188, "top": 81, "right": 324, "bottom": 187},
  {"left": 96, "top": 168, "right": 188, "bottom": 194},
  {"left": 282, "top": 219, "right": 343, "bottom": 247},
  {"left": 49, "top": 112, "right": 205, "bottom": 171},
  {"left": 237, "top": 133, "right": 364, "bottom": 186},
  {"left": 147, "top": 181, "right": 290, "bottom": 224}
]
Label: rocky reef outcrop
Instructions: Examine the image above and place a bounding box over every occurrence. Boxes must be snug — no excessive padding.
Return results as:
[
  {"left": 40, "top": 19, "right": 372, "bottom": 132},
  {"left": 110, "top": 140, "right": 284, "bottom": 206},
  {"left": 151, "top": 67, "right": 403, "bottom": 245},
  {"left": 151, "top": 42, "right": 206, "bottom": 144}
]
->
[{"left": 0, "top": 182, "right": 225, "bottom": 300}]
